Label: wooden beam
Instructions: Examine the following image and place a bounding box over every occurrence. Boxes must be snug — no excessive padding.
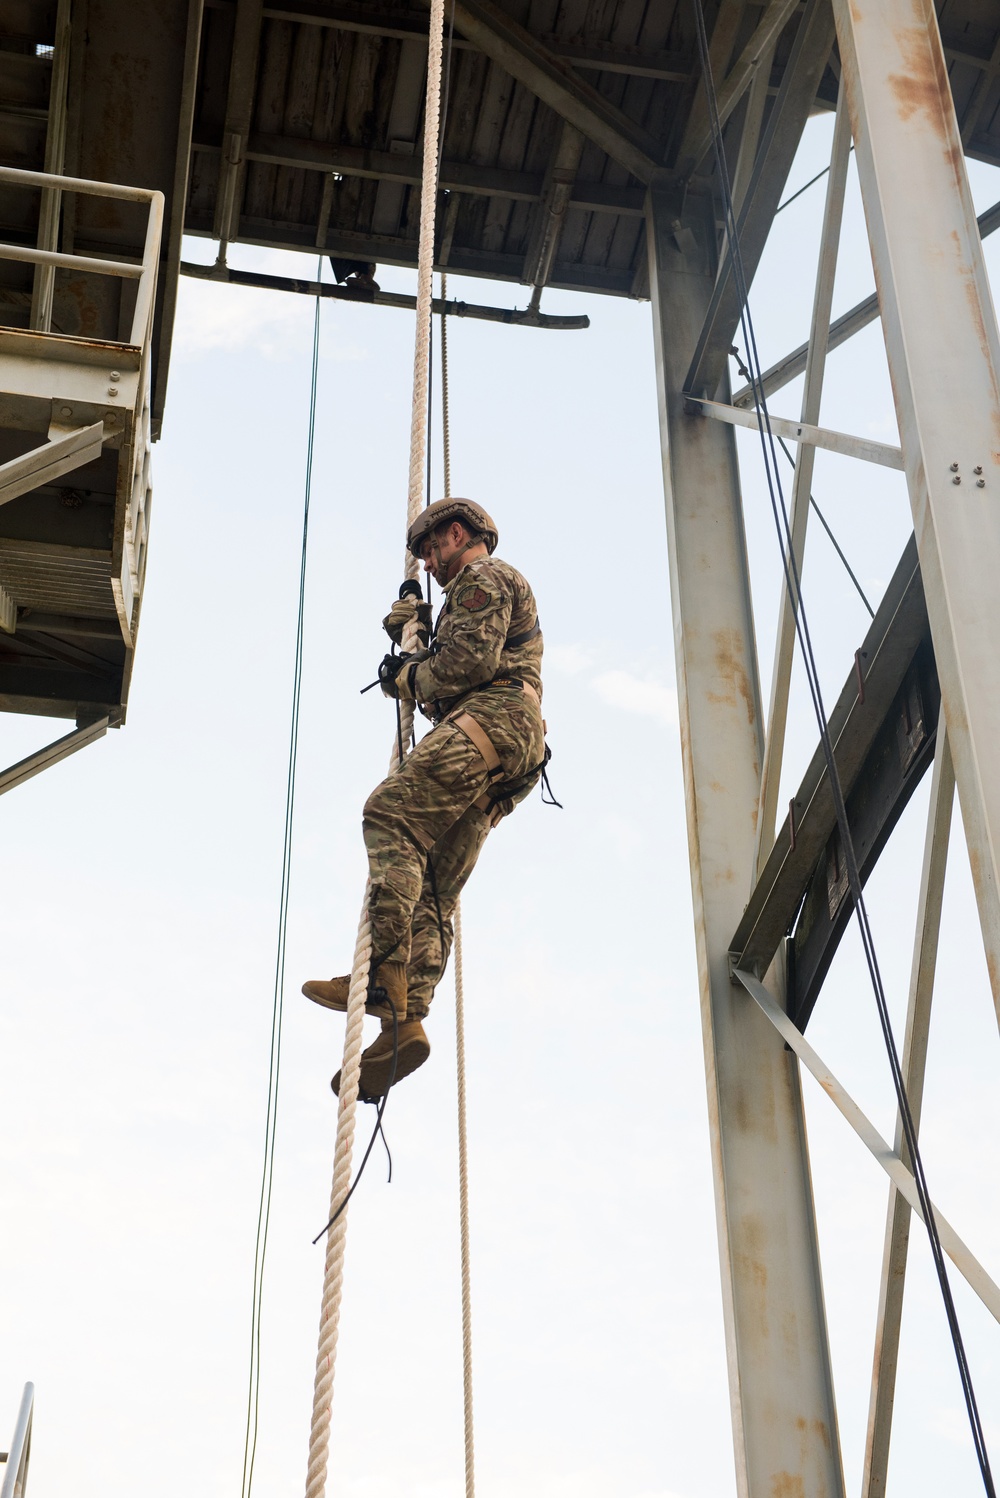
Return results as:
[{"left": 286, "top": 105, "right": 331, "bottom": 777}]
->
[
  {"left": 203, "top": 0, "right": 692, "bottom": 80},
  {"left": 417, "top": 0, "right": 662, "bottom": 183},
  {"left": 192, "top": 133, "right": 646, "bottom": 214},
  {"left": 183, "top": 213, "right": 636, "bottom": 293}
]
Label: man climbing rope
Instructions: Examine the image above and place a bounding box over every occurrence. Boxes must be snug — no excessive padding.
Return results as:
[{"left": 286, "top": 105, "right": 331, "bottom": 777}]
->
[{"left": 302, "top": 497, "right": 545, "bottom": 1100}]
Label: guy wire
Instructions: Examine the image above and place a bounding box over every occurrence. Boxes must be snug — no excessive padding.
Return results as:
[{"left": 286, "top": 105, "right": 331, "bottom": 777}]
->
[
  {"left": 690, "top": 3, "right": 995, "bottom": 1490},
  {"left": 241, "top": 256, "right": 324, "bottom": 1498}
]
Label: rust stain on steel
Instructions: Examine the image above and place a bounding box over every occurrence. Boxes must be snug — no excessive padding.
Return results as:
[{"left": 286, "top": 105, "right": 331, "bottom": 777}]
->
[
  {"left": 710, "top": 626, "right": 756, "bottom": 727},
  {"left": 64, "top": 277, "right": 103, "bottom": 339},
  {"left": 887, "top": 27, "right": 951, "bottom": 136},
  {"left": 798, "top": 1416, "right": 833, "bottom": 1454},
  {"left": 770, "top": 1473, "right": 805, "bottom": 1498},
  {"left": 733, "top": 1216, "right": 770, "bottom": 1341}
]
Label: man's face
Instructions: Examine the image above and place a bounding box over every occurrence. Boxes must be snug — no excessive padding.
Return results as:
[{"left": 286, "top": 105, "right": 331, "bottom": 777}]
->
[{"left": 420, "top": 521, "right": 465, "bottom": 584}]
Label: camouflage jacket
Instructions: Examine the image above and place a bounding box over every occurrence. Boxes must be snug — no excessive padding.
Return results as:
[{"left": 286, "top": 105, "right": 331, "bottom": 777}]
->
[{"left": 409, "top": 555, "right": 544, "bottom": 722}]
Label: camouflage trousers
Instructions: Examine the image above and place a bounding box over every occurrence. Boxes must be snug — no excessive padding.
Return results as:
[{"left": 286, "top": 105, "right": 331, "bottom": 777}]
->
[{"left": 363, "top": 691, "right": 544, "bottom": 1018}]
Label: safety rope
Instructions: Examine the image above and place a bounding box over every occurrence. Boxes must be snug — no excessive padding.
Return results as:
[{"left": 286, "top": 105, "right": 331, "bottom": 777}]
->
[
  {"left": 304, "top": 6, "right": 448, "bottom": 1496},
  {"left": 691, "top": 2, "right": 994, "bottom": 1489},
  {"left": 441, "top": 273, "right": 452, "bottom": 497},
  {"left": 453, "top": 899, "right": 476, "bottom": 1498},
  {"left": 242, "top": 257, "right": 324, "bottom": 1498},
  {"left": 440, "top": 270, "right": 477, "bottom": 1498}
]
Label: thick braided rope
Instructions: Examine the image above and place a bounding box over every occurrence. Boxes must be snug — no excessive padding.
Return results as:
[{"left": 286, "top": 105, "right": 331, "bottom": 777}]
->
[
  {"left": 303, "top": 6, "right": 447, "bottom": 1496},
  {"left": 305, "top": 895, "right": 371, "bottom": 1498},
  {"left": 453, "top": 899, "right": 476, "bottom": 1498}
]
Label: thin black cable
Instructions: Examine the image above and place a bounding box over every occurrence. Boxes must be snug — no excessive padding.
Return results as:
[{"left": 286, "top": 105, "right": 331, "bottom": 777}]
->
[
  {"left": 690, "top": 5, "right": 995, "bottom": 1489},
  {"left": 241, "top": 257, "right": 324, "bottom": 1498},
  {"left": 730, "top": 344, "right": 873, "bottom": 618},
  {"left": 776, "top": 146, "right": 855, "bottom": 214},
  {"left": 311, "top": 1000, "right": 400, "bottom": 1243},
  {"left": 775, "top": 431, "right": 874, "bottom": 618}
]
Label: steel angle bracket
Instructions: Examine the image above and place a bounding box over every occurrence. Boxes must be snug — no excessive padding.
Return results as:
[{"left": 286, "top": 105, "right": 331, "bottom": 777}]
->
[
  {"left": 732, "top": 967, "right": 1000, "bottom": 1324},
  {"left": 729, "top": 534, "right": 939, "bottom": 1025},
  {"left": 179, "top": 262, "right": 591, "bottom": 330},
  {"left": 0, "top": 716, "right": 109, "bottom": 797}
]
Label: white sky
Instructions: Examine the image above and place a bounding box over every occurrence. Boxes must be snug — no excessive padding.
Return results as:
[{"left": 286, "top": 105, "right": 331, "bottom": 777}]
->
[{"left": 3, "top": 112, "right": 1000, "bottom": 1498}]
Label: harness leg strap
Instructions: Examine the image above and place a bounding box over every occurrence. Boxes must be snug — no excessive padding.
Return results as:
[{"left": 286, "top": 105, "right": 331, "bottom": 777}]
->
[{"left": 448, "top": 709, "right": 505, "bottom": 780}]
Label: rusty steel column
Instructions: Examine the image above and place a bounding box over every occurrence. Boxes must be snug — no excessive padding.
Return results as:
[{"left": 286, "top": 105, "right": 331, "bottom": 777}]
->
[
  {"left": 646, "top": 188, "right": 845, "bottom": 1498},
  {"left": 834, "top": 0, "right": 1000, "bottom": 1022}
]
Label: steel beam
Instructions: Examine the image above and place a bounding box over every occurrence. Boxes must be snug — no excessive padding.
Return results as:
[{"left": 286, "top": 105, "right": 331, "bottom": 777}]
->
[
  {"left": 153, "top": 0, "right": 205, "bottom": 436},
  {"left": 522, "top": 122, "right": 584, "bottom": 305},
  {"left": 861, "top": 728, "right": 955, "bottom": 1498},
  {"left": 734, "top": 968, "right": 1000, "bottom": 1322},
  {"left": 730, "top": 537, "right": 929, "bottom": 988},
  {"left": 0, "top": 422, "right": 105, "bottom": 510},
  {"left": 179, "top": 260, "right": 590, "bottom": 327},
  {"left": 213, "top": 0, "right": 264, "bottom": 250},
  {"left": 731, "top": 196, "right": 1000, "bottom": 407},
  {"left": 675, "top": 0, "right": 746, "bottom": 179},
  {"left": 834, "top": 0, "right": 1000, "bottom": 1024},
  {"left": 755, "top": 91, "right": 853, "bottom": 875},
  {"left": 0, "top": 716, "right": 108, "bottom": 796},
  {"left": 647, "top": 185, "right": 844, "bottom": 1498},
  {"left": 690, "top": 397, "right": 902, "bottom": 470},
  {"left": 684, "top": 0, "right": 836, "bottom": 398},
  {"left": 30, "top": 0, "right": 72, "bottom": 332},
  {"left": 418, "top": 0, "right": 662, "bottom": 184},
  {"left": 680, "top": 0, "right": 800, "bottom": 177},
  {"left": 730, "top": 35, "right": 775, "bottom": 216}
]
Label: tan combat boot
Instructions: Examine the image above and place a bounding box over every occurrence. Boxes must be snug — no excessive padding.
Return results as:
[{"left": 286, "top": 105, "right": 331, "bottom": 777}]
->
[
  {"left": 331, "top": 1016, "right": 431, "bottom": 1101},
  {"left": 302, "top": 959, "right": 408, "bottom": 1021}
]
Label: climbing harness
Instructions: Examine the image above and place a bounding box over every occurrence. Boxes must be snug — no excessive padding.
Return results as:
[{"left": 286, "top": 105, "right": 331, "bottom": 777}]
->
[{"left": 692, "top": 0, "right": 994, "bottom": 1489}]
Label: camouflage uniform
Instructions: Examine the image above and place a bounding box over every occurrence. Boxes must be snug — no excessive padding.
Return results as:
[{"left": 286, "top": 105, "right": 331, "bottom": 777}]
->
[{"left": 364, "top": 554, "right": 545, "bottom": 1017}]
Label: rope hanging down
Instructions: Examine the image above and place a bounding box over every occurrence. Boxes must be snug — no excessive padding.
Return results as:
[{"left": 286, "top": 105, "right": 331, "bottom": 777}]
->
[
  {"left": 440, "top": 271, "right": 478, "bottom": 1498},
  {"left": 241, "top": 257, "right": 324, "bottom": 1498},
  {"left": 690, "top": 1, "right": 994, "bottom": 1490},
  {"left": 304, "top": 7, "right": 448, "bottom": 1498}
]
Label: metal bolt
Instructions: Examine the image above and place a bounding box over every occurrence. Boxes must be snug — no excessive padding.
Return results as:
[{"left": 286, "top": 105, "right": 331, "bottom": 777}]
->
[
  {"left": 109, "top": 370, "right": 120, "bottom": 381},
  {"left": 978, "top": 478, "right": 986, "bottom": 488},
  {"left": 950, "top": 461, "right": 960, "bottom": 471},
  {"left": 974, "top": 465, "right": 983, "bottom": 474},
  {"left": 60, "top": 405, "right": 72, "bottom": 417},
  {"left": 953, "top": 474, "right": 962, "bottom": 484},
  {"left": 107, "top": 387, "right": 118, "bottom": 398}
]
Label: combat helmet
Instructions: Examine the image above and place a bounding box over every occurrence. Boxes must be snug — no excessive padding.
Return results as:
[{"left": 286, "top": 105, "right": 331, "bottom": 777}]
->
[{"left": 407, "top": 497, "right": 499, "bottom": 558}]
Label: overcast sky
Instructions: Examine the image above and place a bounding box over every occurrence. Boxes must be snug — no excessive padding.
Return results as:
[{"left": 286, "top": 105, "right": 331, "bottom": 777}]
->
[{"left": 3, "top": 111, "right": 1000, "bottom": 1498}]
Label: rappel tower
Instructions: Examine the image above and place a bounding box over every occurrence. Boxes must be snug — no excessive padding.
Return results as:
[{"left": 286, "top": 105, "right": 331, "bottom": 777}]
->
[{"left": 2, "top": 2, "right": 1000, "bottom": 1496}]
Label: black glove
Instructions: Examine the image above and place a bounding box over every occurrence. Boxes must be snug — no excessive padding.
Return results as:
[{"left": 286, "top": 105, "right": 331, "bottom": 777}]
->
[{"left": 378, "top": 652, "right": 419, "bottom": 701}]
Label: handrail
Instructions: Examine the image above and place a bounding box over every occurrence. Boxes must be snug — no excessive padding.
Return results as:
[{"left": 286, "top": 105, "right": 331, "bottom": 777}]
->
[
  {"left": 0, "top": 165, "right": 164, "bottom": 345},
  {"left": 0, "top": 1383, "right": 34, "bottom": 1498}
]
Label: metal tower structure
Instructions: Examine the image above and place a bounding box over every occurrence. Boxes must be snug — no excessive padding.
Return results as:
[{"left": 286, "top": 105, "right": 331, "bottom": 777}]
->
[{"left": 3, "top": 0, "right": 1000, "bottom": 1492}]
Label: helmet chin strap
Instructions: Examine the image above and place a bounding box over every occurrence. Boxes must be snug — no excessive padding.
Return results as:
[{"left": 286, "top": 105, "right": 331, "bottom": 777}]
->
[{"left": 432, "top": 533, "right": 482, "bottom": 583}]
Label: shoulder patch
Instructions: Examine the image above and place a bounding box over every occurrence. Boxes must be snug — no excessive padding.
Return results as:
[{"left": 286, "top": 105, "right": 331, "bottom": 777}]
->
[{"left": 457, "top": 584, "right": 493, "bottom": 612}]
